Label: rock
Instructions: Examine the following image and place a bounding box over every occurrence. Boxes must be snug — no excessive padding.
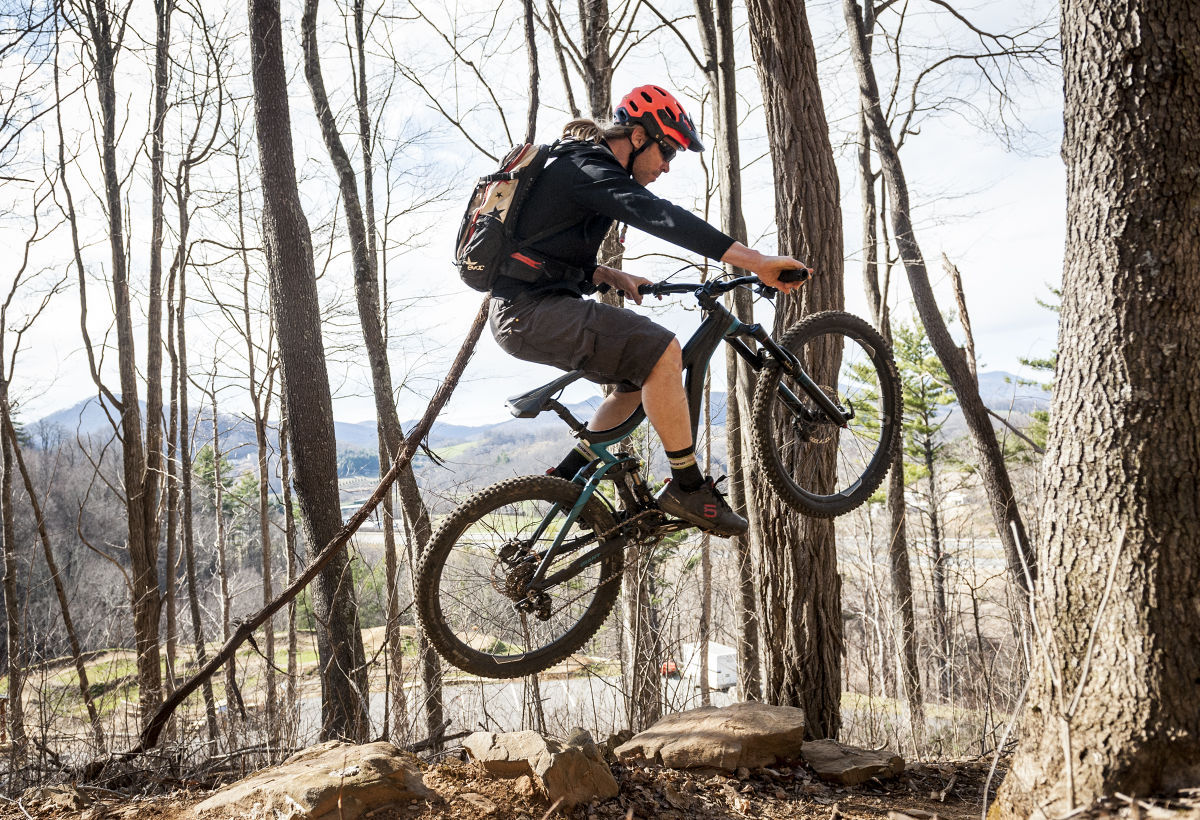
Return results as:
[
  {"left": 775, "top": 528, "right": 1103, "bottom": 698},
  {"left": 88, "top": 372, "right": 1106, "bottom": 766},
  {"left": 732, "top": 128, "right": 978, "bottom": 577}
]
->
[
  {"left": 514, "top": 775, "right": 537, "bottom": 799},
  {"left": 800, "top": 739, "right": 904, "bottom": 786},
  {"left": 462, "top": 729, "right": 619, "bottom": 810},
  {"left": 603, "top": 729, "right": 635, "bottom": 762},
  {"left": 615, "top": 702, "right": 807, "bottom": 771},
  {"left": 196, "top": 740, "right": 430, "bottom": 820},
  {"left": 21, "top": 786, "right": 90, "bottom": 811},
  {"left": 460, "top": 792, "right": 497, "bottom": 814}
]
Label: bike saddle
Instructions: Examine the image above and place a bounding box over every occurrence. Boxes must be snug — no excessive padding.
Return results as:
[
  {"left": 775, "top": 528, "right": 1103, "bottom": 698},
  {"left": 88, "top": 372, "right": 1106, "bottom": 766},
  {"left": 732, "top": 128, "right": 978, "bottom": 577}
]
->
[{"left": 506, "top": 370, "right": 586, "bottom": 418}]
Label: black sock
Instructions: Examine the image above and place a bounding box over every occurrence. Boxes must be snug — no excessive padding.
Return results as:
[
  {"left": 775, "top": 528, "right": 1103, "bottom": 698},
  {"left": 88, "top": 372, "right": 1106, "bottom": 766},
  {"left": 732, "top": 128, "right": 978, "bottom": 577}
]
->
[
  {"left": 552, "top": 443, "right": 594, "bottom": 479},
  {"left": 665, "top": 446, "right": 704, "bottom": 492}
]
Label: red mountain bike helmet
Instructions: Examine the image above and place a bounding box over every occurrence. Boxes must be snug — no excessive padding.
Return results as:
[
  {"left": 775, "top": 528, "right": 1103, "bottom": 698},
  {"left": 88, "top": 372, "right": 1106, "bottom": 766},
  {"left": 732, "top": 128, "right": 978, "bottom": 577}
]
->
[{"left": 614, "top": 85, "right": 705, "bottom": 153}]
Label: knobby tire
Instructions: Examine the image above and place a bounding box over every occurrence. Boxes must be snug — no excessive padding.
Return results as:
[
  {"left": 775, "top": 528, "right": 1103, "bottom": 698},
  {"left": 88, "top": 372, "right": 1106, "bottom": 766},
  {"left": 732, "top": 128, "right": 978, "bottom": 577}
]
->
[
  {"left": 751, "top": 311, "right": 900, "bottom": 518},
  {"left": 415, "top": 475, "right": 623, "bottom": 678}
]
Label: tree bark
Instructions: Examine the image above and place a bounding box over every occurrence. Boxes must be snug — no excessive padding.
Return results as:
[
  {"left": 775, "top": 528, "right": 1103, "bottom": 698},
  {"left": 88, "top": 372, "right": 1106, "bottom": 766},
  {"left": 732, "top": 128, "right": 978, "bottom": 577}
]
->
[
  {"left": 174, "top": 171, "right": 219, "bottom": 748},
  {"left": 0, "top": 389, "right": 25, "bottom": 757},
  {"left": 696, "top": 0, "right": 762, "bottom": 702},
  {"left": 301, "top": 0, "right": 443, "bottom": 742},
  {"left": 856, "top": 88, "right": 923, "bottom": 737},
  {"left": 993, "top": 0, "right": 1200, "bottom": 813},
  {"left": 844, "top": 0, "right": 1035, "bottom": 596},
  {"left": 250, "top": 0, "right": 370, "bottom": 742},
  {"left": 744, "top": 0, "right": 846, "bottom": 739},
  {"left": 78, "top": 0, "right": 164, "bottom": 726},
  {"left": 522, "top": 0, "right": 539, "bottom": 142}
]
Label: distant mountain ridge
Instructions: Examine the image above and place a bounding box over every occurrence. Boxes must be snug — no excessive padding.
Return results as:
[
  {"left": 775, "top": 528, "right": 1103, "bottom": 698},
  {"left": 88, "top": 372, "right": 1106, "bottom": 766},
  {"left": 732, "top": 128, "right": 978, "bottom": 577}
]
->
[{"left": 31, "top": 372, "right": 1049, "bottom": 489}]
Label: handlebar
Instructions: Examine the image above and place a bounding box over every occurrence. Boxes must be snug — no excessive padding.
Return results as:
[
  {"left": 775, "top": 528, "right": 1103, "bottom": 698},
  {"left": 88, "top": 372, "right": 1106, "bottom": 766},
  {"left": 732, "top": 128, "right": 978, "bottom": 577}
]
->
[{"left": 636, "top": 268, "right": 810, "bottom": 299}]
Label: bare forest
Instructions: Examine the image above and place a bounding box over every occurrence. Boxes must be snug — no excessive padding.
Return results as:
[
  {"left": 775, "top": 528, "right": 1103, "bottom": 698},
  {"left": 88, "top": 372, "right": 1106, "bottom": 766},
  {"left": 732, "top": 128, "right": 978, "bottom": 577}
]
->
[{"left": 0, "top": 0, "right": 1196, "bottom": 817}]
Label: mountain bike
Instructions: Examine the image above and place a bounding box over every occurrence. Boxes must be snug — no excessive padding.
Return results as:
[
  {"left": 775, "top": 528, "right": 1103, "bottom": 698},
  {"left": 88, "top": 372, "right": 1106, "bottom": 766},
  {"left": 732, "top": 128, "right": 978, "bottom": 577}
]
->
[{"left": 415, "top": 273, "right": 901, "bottom": 678}]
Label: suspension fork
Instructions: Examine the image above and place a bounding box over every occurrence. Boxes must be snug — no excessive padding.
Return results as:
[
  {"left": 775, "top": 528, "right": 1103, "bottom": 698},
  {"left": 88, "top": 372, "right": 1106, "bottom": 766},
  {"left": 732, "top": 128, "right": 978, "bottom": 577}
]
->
[{"left": 725, "top": 320, "right": 851, "bottom": 427}]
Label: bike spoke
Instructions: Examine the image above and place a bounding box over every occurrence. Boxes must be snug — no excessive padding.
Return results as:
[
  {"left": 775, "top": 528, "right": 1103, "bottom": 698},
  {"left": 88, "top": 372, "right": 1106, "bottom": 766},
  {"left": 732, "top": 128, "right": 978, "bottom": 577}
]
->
[{"left": 419, "top": 477, "right": 622, "bottom": 675}]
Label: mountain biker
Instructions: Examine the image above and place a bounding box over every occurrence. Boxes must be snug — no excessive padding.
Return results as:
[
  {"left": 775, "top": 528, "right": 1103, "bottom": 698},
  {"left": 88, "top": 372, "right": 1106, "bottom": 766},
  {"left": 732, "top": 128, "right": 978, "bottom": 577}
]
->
[{"left": 488, "top": 84, "right": 810, "bottom": 537}]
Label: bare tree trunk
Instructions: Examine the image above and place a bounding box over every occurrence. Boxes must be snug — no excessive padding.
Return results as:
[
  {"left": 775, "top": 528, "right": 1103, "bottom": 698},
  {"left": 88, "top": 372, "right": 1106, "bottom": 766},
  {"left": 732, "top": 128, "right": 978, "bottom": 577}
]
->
[
  {"left": 745, "top": 0, "right": 846, "bottom": 739},
  {"left": 577, "top": 0, "right": 612, "bottom": 120},
  {"left": 844, "top": 0, "right": 1034, "bottom": 596},
  {"left": 210, "top": 388, "right": 243, "bottom": 730},
  {"left": 522, "top": 0, "right": 539, "bottom": 142},
  {"left": 251, "top": 0, "right": 369, "bottom": 742},
  {"left": 234, "top": 128, "right": 278, "bottom": 751},
  {"left": 378, "top": 445, "right": 407, "bottom": 741},
  {"left": 943, "top": 255, "right": 976, "bottom": 381},
  {"left": 544, "top": 1, "right": 579, "bottom": 118},
  {"left": 163, "top": 259, "right": 180, "bottom": 742},
  {"left": 856, "top": 90, "right": 923, "bottom": 737},
  {"left": 302, "top": 0, "right": 438, "bottom": 742},
  {"left": 622, "top": 548, "right": 661, "bottom": 730},
  {"left": 696, "top": 0, "right": 761, "bottom": 701},
  {"left": 175, "top": 194, "right": 218, "bottom": 748},
  {"left": 994, "top": 0, "right": 1200, "bottom": 812},
  {"left": 0, "top": 390, "right": 24, "bottom": 758},
  {"left": 699, "top": 380, "right": 712, "bottom": 707},
  {"left": 279, "top": 398, "right": 300, "bottom": 743},
  {"left": 77, "top": 0, "right": 164, "bottom": 726},
  {"left": 923, "top": 444, "right": 950, "bottom": 700}
]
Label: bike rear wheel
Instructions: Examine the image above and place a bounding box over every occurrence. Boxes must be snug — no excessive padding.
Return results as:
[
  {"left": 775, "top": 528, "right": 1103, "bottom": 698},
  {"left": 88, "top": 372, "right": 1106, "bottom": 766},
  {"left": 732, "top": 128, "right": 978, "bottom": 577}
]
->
[
  {"left": 751, "top": 311, "right": 900, "bottom": 518},
  {"left": 415, "top": 475, "right": 624, "bottom": 678}
]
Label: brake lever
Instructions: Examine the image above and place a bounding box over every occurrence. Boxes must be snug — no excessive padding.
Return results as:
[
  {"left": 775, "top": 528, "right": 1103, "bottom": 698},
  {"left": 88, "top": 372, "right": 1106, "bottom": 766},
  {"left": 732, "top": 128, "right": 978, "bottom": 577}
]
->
[{"left": 754, "top": 283, "right": 777, "bottom": 300}]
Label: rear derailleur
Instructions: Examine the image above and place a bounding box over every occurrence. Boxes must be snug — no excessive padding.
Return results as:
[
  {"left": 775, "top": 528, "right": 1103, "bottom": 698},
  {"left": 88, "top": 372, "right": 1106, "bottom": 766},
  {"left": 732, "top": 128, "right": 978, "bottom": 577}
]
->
[{"left": 497, "top": 541, "right": 553, "bottom": 621}]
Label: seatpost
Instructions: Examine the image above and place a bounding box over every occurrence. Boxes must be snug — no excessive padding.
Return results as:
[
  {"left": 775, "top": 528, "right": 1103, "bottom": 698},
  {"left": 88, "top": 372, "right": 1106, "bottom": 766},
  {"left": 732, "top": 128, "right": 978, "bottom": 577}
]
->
[{"left": 545, "top": 399, "right": 587, "bottom": 435}]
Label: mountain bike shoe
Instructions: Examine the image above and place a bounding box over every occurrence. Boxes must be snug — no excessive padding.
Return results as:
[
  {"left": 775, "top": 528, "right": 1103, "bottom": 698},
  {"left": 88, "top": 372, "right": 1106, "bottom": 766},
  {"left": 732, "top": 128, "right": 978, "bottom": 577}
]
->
[{"left": 654, "top": 477, "right": 748, "bottom": 537}]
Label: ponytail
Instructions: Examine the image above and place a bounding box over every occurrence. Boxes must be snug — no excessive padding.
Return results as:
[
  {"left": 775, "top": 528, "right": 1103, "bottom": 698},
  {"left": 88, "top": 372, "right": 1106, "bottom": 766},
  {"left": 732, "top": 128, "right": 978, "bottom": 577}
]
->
[{"left": 562, "top": 117, "right": 637, "bottom": 143}]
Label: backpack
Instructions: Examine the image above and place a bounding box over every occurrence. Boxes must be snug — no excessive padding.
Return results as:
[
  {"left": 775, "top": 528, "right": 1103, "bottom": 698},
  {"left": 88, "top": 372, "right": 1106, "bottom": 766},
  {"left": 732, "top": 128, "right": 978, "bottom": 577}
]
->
[{"left": 454, "top": 141, "right": 576, "bottom": 292}]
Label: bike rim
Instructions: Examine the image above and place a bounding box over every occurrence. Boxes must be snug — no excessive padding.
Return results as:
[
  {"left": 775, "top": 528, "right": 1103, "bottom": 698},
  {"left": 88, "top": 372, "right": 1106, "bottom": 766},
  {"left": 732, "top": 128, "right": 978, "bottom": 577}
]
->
[
  {"left": 766, "top": 325, "right": 892, "bottom": 505},
  {"left": 430, "top": 490, "right": 618, "bottom": 671}
]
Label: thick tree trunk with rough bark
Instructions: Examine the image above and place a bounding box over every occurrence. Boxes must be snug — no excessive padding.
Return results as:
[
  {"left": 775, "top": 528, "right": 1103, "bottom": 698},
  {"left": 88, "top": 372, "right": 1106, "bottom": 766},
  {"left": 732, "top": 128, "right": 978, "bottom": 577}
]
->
[
  {"left": 745, "top": 0, "right": 845, "bottom": 739},
  {"left": 249, "top": 0, "right": 370, "bottom": 742},
  {"left": 993, "top": 1, "right": 1200, "bottom": 814}
]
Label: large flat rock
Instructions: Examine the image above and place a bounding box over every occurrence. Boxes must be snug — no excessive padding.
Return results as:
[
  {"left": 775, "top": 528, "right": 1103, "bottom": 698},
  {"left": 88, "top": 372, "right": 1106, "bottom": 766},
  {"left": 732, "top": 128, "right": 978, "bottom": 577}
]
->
[
  {"left": 615, "top": 702, "right": 808, "bottom": 771},
  {"left": 195, "top": 740, "right": 430, "bottom": 820}
]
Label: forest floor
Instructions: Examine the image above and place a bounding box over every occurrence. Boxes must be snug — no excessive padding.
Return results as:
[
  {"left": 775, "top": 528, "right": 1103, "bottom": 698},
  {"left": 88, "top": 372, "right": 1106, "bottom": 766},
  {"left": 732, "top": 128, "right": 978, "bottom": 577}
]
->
[
  {"left": 2, "top": 753, "right": 1000, "bottom": 820},
  {"left": 4, "top": 748, "right": 1197, "bottom": 818}
]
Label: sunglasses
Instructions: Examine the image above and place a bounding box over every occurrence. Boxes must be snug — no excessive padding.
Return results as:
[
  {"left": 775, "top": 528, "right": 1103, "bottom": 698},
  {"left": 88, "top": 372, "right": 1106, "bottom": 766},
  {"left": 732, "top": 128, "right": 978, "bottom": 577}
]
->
[{"left": 654, "top": 136, "right": 678, "bottom": 162}]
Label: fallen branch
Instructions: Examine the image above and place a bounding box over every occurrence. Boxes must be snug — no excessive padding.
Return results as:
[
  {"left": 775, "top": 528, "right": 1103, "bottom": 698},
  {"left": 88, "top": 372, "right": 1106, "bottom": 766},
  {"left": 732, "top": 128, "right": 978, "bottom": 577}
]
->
[{"left": 117, "top": 297, "right": 490, "bottom": 761}]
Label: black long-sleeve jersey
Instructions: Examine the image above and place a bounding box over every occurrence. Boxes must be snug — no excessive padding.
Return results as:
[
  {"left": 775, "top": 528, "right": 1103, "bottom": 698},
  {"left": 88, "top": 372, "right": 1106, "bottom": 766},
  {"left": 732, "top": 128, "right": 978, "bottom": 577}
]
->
[{"left": 499, "top": 139, "right": 735, "bottom": 294}]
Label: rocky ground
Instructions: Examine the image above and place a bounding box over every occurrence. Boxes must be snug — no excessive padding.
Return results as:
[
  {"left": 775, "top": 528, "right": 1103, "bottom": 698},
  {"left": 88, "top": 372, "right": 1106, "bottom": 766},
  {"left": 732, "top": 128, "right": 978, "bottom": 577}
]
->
[{"left": 2, "top": 754, "right": 997, "bottom": 820}]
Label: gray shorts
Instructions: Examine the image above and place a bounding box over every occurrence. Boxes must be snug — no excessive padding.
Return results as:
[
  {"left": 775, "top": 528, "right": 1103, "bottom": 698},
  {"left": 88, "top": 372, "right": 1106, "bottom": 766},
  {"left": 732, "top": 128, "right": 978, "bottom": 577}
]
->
[{"left": 489, "top": 292, "right": 675, "bottom": 392}]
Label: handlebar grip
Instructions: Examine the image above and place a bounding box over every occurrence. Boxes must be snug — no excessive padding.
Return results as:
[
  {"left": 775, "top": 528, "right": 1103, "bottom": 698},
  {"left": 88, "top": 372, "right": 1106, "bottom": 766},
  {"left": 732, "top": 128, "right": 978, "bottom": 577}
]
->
[
  {"left": 778, "top": 267, "right": 811, "bottom": 284},
  {"left": 637, "top": 283, "right": 655, "bottom": 295}
]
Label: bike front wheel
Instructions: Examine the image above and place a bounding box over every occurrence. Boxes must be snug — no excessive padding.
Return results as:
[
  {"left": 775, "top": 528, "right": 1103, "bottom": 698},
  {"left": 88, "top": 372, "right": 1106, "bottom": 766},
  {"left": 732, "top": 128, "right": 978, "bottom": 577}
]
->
[
  {"left": 751, "top": 311, "right": 900, "bottom": 518},
  {"left": 415, "top": 475, "right": 624, "bottom": 679}
]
